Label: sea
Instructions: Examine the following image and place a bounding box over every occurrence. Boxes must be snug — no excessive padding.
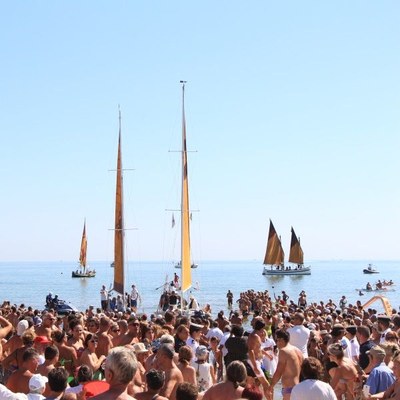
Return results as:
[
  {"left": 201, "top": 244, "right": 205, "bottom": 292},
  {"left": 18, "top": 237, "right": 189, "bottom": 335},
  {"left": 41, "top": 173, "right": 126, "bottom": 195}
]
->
[{"left": 0, "top": 259, "right": 399, "bottom": 315}]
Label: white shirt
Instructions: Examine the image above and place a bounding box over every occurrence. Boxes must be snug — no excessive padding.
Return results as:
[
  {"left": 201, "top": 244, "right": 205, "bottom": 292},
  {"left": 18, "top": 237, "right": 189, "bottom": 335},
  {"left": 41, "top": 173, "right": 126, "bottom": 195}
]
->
[
  {"left": 287, "top": 324, "right": 310, "bottom": 357},
  {"left": 100, "top": 288, "right": 108, "bottom": 301},
  {"left": 131, "top": 287, "right": 139, "bottom": 300},
  {"left": 206, "top": 327, "right": 224, "bottom": 341},
  {"left": 186, "top": 337, "right": 199, "bottom": 357},
  {"left": 291, "top": 379, "right": 337, "bottom": 400},
  {"left": 348, "top": 336, "right": 360, "bottom": 361}
]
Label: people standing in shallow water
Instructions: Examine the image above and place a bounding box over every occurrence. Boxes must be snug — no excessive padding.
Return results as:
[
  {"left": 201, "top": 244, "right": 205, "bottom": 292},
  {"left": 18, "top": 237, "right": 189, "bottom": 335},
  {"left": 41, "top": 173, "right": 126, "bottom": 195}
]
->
[{"left": 227, "top": 290, "right": 233, "bottom": 308}]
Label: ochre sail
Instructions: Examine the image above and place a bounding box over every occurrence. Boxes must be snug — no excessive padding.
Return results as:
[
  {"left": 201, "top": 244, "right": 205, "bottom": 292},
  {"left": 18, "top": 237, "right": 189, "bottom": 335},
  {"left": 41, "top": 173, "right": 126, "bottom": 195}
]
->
[
  {"left": 114, "top": 111, "right": 125, "bottom": 295},
  {"left": 79, "top": 220, "right": 87, "bottom": 272},
  {"left": 263, "top": 220, "right": 284, "bottom": 265},
  {"left": 288, "top": 227, "right": 304, "bottom": 265},
  {"left": 181, "top": 83, "right": 192, "bottom": 293}
]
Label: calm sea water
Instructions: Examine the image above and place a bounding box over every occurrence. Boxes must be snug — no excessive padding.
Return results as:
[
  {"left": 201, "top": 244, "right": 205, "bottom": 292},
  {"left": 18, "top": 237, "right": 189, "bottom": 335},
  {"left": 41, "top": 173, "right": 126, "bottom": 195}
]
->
[{"left": 0, "top": 260, "right": 399, "bottom": 315}]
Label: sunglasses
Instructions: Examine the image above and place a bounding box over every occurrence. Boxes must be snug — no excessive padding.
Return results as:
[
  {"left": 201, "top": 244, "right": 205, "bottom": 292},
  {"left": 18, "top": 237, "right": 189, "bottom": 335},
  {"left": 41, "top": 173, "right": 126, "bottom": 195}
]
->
[{"left": 90, "top": 339, "right": 98, "bottom": 343}]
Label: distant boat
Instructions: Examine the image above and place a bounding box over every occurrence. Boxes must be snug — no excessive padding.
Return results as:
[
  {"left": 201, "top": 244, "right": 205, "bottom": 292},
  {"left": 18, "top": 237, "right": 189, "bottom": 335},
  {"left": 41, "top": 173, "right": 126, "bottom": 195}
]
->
[
  {"left": 262, "top": 221, "right": 311, "bottom": 276},
  {"left": 363, "top": 264, "right": 379, "bottom": 274},
  {"left": 174, "top": 261, "right": 198, "bottom": 269},
  {"left": 72, "top": 220, "right": 96, "bottom": 278}
]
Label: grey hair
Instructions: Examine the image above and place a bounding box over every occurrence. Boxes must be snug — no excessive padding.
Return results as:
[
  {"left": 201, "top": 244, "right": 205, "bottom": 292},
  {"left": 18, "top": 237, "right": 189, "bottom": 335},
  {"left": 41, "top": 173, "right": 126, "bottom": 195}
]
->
[
  {"left": 106, "top": 347, "right": 137, "bottom": 384},
  {"left": 158, "top": 343, "right": 175, "bottom": 360}
]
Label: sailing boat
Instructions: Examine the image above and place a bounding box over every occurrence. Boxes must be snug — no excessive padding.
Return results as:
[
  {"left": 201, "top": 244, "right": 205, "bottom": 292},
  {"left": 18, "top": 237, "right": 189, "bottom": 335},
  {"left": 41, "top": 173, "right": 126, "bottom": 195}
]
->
[
  {"left": 112, "top": 110, "right": 125, "bottom": 296},
  {"left": 262, "top": 221, "right": 311, "bottom": 275},
  {"left": 179, "top": 81, "right": 194, "bottom": 296},
  {"left": 72, "top": 220, "right": 96, "bottom": 278}
]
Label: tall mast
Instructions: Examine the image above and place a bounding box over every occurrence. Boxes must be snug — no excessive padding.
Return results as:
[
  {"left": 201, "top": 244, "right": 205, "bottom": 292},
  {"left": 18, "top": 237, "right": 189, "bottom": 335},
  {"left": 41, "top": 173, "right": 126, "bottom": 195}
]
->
[{"left": 180, "top": 81, "right": 192, "bottom": 296}]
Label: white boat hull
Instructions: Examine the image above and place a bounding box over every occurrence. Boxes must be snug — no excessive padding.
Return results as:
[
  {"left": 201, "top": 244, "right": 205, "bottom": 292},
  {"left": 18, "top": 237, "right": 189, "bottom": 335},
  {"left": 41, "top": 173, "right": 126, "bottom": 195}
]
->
[{"left": 262, "top": 266, "right": 311, "bottom": 276}]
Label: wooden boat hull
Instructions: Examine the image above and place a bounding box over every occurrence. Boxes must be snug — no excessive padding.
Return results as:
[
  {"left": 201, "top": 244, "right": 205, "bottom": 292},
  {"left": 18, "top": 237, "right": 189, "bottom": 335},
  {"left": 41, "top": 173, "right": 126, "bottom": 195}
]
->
[
  {"left": 363, "top": 269, "right": 379, "bottom": 274},
  {"left": 72, "top": 271, "right": 96, "bottom": 278},
  {"left": 357, "top": 288, "right": 395, "bottom": 293},
  {"left": 262, "top": 266, "right": 311, "bottom": 276}
]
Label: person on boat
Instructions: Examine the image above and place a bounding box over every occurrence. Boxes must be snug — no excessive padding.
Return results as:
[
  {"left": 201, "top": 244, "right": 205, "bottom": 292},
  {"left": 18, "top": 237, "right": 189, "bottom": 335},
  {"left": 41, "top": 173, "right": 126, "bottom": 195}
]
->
[
  {"left": 188, "top": 295, "right": 199, "bottom": 311},
  {"left": 100, "top": 285, "right": 108, "bottom": 311},
  {"left": 130, "top": 284, "right": 141, "bottom": 310},
  {"left": 366, "top": 282, "right": 372, "bottom": 291},
  {"left": 376, "top": 280, "right": 383, "bottom": 289},
  {"left": 45, "top": 293, "right": 53, "bottom": 308},
  {"left": 174, "top": 273, "right": 180, "bottom": 288},
  {"left": 51, "top": 295, "right": 59, "bottom": 309},
  {"left": 169, "top": 291, "right": 179, "bottom": 308}
]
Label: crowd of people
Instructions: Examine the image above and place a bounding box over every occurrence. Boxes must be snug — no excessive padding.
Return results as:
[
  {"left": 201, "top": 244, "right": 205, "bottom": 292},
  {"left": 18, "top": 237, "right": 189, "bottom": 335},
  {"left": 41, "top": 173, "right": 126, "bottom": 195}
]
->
[{"left": 0, "top": 287, "right": 400, "bottom": 399}]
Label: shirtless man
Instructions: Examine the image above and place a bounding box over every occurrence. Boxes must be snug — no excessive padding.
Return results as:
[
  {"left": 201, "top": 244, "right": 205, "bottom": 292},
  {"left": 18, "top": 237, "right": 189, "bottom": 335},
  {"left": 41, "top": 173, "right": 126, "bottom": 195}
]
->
[
  {"left": 96, "top": 316, "right": 113, "bottom": 358},
  {"left": 157, "top": 344, "right": 184, "bottom": 400},
  {"left": 0, "top": 314, "right": 13, "bottom": 340},
  {"left": 91, "top": 347, "right": 137, "bottom": 400},
  {"left": 247, "top": 318, "right": 271, "bottom": 399},
  {"left": 270, "top": 329, "right": 303, "bottom": 400},
  {"left": 35, "top": 312, "right": 57, "bottom": 340},
  {"left": 203, "top": 360, "right": 246, "bottom": 400},
  {"left": 119, "top": 318, "right": 140, "bottom": 346},
  {"left": 6, "top": 348, "right": 41, "bottom": 394},
  {"left": 135, "top": 369, "right": 168, "bottom": 400}
]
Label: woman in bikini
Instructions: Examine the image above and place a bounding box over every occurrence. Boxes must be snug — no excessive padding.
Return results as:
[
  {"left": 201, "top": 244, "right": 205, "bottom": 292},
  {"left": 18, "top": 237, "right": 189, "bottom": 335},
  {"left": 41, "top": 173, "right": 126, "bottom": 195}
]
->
[
  {"left": 52, "top": 330, "right": 78, "bottom": 375},
  {"left": 327, "top": 343, "right": 358, "bottom": 399},
  {"left": 67, "top": 321, "right": 85, "bottom": 359},
  {"left": 79, "top": 334, "right": 106, "bottom": 380}
]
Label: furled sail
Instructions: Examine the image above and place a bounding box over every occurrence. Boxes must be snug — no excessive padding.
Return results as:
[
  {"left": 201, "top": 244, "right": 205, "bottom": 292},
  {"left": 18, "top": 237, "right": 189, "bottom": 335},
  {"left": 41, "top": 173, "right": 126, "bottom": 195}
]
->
[
  {"left": 263, "top": 220, "right": 285, "bottom": 265},
  {"left": 288, "top": 227, "right": 304, "bottom": 265},
  {"left": 181, "top": 83, "right": 192, "bottom": 293},
  {"left": 114, "top": 111, "right": 125, "bottom": 295},
  {"left": 79, "top": 220, "right": 87, "bottom": 272}
]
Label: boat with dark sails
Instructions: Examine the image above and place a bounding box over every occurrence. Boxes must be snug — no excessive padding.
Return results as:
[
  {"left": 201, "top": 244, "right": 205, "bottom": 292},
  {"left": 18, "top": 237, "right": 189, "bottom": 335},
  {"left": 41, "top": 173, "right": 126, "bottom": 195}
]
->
[{"left": 262, "top": 221, "right": 311, "bottom": 275}]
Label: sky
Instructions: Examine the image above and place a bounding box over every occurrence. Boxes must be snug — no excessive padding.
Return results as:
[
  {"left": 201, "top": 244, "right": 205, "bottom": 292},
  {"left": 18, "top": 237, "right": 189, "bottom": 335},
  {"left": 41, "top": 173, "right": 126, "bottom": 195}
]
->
[{"left": 0, "top": 1, "right": 399, "bottom": 263}]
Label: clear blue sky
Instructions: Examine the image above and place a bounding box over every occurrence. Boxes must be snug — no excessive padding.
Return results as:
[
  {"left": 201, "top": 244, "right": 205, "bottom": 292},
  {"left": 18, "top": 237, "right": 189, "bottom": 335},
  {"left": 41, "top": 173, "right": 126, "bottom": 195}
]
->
[{"left": 1, "top": 2, "right": 399, "bottom": 262}]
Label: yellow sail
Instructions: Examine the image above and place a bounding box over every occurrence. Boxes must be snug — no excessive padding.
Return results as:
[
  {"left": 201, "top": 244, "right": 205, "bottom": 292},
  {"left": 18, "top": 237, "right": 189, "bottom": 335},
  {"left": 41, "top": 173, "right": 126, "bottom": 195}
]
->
[
  {"left": 79, "top": 220, "right": 87, "bottom": 271},
  {"left": 113, "top": 111, "right": 125, "bottom": 295},
  {"left": 288, "top": 227, "right": 304, "bottom": 265},
  {"left": 181, "top": 83, "right": 192, "bottom": 293},
  {"left": 263, "top": 220, "right": 285, "bottom": 266}
]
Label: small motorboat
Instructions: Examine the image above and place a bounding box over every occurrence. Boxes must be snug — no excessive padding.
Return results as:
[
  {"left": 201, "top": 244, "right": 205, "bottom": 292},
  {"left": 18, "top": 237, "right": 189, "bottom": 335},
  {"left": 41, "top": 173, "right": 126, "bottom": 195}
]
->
[
  {"left": 363, "top": 264, "right": 379, "bottom": 274},
  {"left": 45, "top": 298, "right": 78, "bottom": 315}
]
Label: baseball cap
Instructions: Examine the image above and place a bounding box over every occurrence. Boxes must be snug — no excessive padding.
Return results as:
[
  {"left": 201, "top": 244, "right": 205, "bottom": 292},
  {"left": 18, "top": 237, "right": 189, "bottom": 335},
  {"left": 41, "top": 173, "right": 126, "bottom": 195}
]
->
[
  {"left": 17, "top": 320, "right": 29, "bottom": 336},
  {"left": 35, "top": 336, "right": 51, "bottom": 345},
  {"left": 196, "top": 345, "right": 208, "bottom": 360},
  {"left": 29, "top": 374, "right": 48, "bottom": 392}
]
